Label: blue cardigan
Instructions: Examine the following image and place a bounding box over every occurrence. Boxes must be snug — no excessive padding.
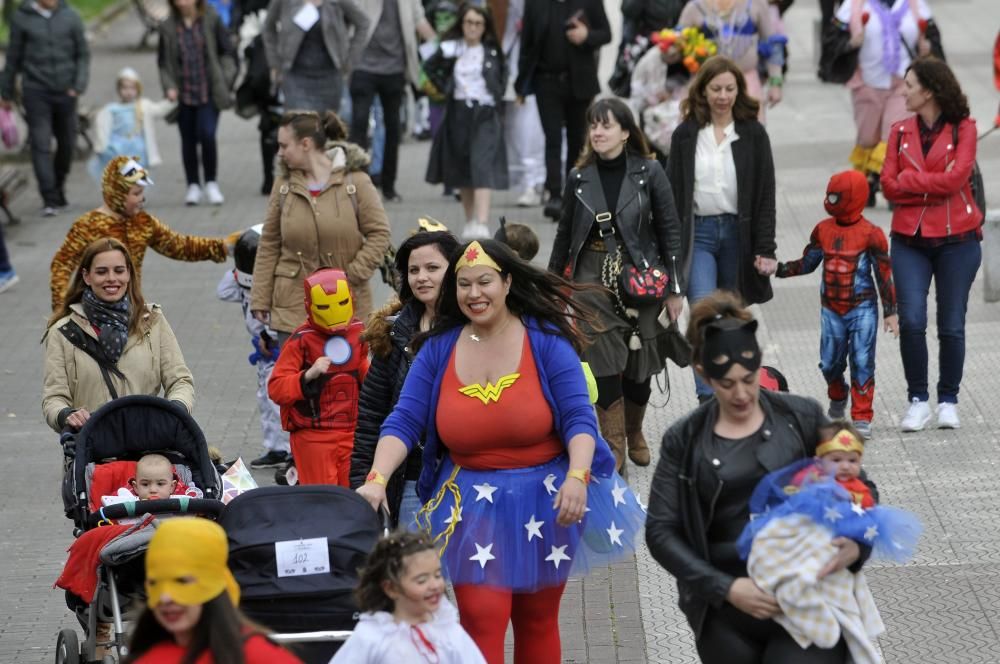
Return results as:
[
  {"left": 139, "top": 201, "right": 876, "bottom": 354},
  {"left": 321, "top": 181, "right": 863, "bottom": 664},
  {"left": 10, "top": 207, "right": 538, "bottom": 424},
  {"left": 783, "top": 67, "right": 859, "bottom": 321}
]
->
[{"left": 380, "top": 319, "right": 617, "bottom": 502}]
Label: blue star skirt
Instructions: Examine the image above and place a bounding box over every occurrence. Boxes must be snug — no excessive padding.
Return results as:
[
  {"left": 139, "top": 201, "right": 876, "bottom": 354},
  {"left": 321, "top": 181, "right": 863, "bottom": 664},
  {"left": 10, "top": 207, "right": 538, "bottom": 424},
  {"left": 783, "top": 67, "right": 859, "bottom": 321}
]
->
[{"left": 413, "top": 454, "right": 646, "bottom": 592}]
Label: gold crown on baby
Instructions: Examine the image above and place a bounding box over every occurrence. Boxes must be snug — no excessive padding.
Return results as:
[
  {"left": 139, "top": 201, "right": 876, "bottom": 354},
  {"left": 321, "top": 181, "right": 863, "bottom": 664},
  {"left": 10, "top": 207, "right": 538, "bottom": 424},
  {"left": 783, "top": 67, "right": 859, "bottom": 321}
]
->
[
  {"left": 815, "top": 429, "right": 864, "bottom": 457},
  {"left": 455, "top": 241, "right": 502, "bottom": 273}
]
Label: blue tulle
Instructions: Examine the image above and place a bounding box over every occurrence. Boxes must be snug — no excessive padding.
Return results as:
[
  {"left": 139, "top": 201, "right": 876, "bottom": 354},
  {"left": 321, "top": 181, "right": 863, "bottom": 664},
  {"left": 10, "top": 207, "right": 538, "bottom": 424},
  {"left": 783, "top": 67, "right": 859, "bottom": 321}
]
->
[
  {"left": 736, "top": 461, "right": 923, "bottom": 563},
  {"left": 409, "top": 455, "right": 646, "bottom": 592}
]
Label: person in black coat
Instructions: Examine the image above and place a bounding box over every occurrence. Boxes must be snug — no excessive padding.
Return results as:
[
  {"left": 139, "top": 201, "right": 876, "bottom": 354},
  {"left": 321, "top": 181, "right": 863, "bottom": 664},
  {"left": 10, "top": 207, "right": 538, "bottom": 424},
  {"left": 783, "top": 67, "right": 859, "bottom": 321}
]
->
[
  {"left": 645, "top": 290, "right": 868, "bottom": 664},
  {"left": 349, "top": 230, "right": 459, "bottom": 527},
  {"left": 548, "top": 98, "right": 683, "bottom": 476},
  {"left": 515, "top": 0, "right": 611, "bottom": 220},
  {"left": 668, "top": 55, "right": 777, "bottom": 401}
]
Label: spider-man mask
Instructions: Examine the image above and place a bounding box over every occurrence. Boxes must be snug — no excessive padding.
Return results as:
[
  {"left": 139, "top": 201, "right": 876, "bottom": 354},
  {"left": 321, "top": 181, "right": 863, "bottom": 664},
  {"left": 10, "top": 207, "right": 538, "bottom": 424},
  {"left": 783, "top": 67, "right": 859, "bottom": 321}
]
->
[
  {"left": 304, "top": 268, "right": 354, "bottom": 332},
  {"left": 824, "top": 170, "right": 868, "bottom": 224}
]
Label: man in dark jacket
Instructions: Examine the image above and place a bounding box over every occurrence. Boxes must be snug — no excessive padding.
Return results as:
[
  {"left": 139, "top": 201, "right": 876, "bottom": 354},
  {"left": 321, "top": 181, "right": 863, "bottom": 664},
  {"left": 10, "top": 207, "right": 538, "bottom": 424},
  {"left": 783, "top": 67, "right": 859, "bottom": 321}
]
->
[
  {"left": 0, "top": 0, "right": 89, "bottom": 217},
  {"left": 515, "top": 0, "right": 610, "bottom": 220}
]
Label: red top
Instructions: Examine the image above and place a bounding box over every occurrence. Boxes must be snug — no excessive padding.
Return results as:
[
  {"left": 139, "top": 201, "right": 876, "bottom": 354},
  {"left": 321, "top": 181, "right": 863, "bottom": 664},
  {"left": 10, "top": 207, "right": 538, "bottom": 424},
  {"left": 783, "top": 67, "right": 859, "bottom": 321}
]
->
[
  {"left": 132, "top": 634, "right": 302, "bottom": 663},
  {"left": 881, "top": 116, "right": 983, "bottom": 238},
  {"left": 436, "top": 332, "right": 563, "bottom": 470}
]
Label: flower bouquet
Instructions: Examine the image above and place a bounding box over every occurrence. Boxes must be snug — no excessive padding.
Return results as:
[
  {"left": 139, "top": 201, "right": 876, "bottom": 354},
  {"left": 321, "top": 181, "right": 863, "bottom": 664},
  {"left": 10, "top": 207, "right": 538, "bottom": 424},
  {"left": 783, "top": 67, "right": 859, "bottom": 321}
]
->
[{"left": 651, "top": 27, "right": 718, "bottom": 74}]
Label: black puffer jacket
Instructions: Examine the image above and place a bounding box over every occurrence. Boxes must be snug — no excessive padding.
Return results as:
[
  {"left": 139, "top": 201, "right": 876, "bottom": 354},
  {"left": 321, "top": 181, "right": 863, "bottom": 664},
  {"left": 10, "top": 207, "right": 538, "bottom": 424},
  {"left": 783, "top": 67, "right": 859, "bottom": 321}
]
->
[
  {"left": 350, "top": 300, "right": 422, "bottom": 527},
  {"left": 645, "top": 391, "right": 875, "bottom": 639}
]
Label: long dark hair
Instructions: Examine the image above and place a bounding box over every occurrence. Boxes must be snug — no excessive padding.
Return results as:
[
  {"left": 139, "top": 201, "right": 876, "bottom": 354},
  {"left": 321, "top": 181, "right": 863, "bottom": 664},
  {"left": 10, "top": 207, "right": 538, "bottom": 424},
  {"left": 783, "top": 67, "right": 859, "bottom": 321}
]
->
[
  {"left": 906, "top": 56, "right": 970, "bottom": 125},
  {"left": 681, "top": 55, "right": 760, "bottom": 126},
  {"left": 441, "top": 3, "right": 501, "bottom": 50},
  {"left": 575, "top": 97, "right": 654, "bottom": 169},
  {"left": 415, "top": 240, "right": 598, "bottom": 354},
  {"left": 47, "top": 238, "right": 147, "bottom": 335},
  {"left": 125, "top": 593, "right": 266, "bottom": 664},
  {"left": 354, "top": 530, "right": 438, "bottom": 613},
  {"left": 395, "top": 231, "right": 461, "bottom": 306}
]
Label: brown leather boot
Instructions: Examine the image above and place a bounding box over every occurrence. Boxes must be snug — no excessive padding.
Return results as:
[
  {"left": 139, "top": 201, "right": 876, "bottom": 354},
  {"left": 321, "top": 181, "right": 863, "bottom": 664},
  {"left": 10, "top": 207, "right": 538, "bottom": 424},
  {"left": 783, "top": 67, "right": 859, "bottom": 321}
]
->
[
  {"left": 625, "top": 400, "right": 651, "bottom": 466},
  {"left": 596, "top": 398, "right": 627, "bottom": 474}
]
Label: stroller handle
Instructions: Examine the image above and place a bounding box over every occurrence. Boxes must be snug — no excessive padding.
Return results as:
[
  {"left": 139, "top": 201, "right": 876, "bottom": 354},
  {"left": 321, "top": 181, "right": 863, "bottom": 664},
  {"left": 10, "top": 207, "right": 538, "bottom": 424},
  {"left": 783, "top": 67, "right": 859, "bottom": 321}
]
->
[{"left": 86, "top": 497, "right": 224, "bottom": 527}]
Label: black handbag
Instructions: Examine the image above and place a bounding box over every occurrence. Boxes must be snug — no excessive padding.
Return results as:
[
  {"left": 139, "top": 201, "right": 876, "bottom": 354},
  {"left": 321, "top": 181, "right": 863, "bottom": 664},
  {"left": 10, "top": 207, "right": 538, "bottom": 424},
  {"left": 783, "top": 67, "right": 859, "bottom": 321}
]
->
[
  {"left": 595, "top": 212, "right": 670, "bottom": 307},
  {"left": 952, "top": 124, "right": 986, "bottom": 219},
  {"left": 818, "top": 21, "right": 859, "bottom": 84}
]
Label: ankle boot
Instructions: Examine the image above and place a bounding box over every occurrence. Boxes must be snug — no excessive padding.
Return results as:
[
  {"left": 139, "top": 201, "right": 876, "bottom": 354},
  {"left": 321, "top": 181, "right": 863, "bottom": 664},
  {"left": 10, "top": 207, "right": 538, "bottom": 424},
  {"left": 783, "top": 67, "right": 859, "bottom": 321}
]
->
[
  {"left": 596, "top": 398, "right": 627, "bottom": 473},
  {"left": 624, "top": 400, "right": 651, "bottom": 466}
]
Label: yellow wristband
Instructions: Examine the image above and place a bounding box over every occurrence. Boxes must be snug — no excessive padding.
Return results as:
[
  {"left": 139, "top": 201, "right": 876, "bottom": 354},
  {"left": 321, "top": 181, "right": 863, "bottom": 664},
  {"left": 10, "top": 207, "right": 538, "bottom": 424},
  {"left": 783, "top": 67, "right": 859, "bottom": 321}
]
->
[
  {"left": 567, "top": 468, "right": 591, "bottom": 485},
  {"left": 365, "top": 469, "right": 388, "bottom": 487}
]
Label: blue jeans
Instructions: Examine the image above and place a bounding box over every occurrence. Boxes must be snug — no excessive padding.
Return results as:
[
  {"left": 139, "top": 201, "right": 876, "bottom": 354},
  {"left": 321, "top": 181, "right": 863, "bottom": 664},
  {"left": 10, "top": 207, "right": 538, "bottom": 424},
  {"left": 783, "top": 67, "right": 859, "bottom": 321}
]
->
[
  {"left": 398, "top": 479, "right": 423, "bottom": 529},
  {"left": 176, "top": 103, "right": 220, "bottom": 185},
  {"left": 688, "top": 214, "right": 741, "bottom": 395},
  {"left": 891, "top": 237, "right": 981, "bottom": 403}
]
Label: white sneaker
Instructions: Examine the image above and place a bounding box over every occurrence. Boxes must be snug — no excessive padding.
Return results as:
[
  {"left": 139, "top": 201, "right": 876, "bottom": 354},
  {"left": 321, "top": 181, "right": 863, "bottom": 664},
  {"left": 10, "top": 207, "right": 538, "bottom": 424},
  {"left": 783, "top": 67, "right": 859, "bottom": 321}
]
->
[
  {"left": 185, "top": 183, "right": 202, "bottom": 206},
  {"left": 900, "top": 398, "right": 931, "bottom": 432},
  {"left": 204, "top": 181, "right": 224, "bottom": 205},
  {"left": 517, "top": 187, "right": 542, "bottom": 207},
  {"left": 461, "top": 221, "right": 491, "bottom": 240},
  {"left": 936, "top": 402, "right": 961, "bottom": 429}
]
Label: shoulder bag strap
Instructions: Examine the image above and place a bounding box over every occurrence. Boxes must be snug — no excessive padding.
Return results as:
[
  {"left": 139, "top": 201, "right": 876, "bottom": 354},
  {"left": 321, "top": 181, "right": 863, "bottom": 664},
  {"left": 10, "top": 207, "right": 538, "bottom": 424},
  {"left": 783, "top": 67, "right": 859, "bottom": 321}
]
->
[{"left": 58, "top": 321, "right": 122, "bottom": 399}]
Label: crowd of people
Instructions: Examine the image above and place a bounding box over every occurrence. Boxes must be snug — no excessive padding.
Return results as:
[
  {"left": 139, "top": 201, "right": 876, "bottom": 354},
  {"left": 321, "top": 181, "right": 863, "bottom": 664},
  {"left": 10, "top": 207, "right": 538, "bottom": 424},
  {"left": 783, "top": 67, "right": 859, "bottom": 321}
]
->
[{"left": 1, "top": 0, "right": 995, "bottom": 661}]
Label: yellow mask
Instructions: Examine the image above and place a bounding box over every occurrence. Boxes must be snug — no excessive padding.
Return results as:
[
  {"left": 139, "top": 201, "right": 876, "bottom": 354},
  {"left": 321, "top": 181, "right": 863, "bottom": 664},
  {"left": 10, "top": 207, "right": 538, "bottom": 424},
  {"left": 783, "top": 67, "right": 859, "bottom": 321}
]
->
[
  {"left": 144, "top": 519, "right": 240, "bottom": 608},
  {"left": 305, "top": 270, "right": 354, "bottom": 332}
]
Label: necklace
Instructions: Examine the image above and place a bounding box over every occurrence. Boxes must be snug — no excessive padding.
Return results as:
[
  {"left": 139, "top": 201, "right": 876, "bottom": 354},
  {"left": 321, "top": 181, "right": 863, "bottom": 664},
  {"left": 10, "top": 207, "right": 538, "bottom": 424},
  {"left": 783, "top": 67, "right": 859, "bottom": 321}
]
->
[{"left": 468, "top": 315, "right": 514, "bottom": 343}]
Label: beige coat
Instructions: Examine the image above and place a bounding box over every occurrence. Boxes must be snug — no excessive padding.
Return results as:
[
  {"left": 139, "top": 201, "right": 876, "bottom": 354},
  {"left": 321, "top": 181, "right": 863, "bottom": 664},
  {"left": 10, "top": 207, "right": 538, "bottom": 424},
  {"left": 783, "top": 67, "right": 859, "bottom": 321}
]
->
[
  {"left": 250, "top": 141, "right": 391, "bottom": 333},
  {"left": 42, "top": 303, "right": 195, "bottom": 432}
]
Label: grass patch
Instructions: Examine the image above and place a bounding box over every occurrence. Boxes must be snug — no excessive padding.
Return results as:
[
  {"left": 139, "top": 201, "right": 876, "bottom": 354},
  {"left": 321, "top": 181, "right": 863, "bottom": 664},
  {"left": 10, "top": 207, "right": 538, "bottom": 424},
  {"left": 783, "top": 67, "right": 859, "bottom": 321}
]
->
[{"left": 0, "top": 0, "right": 123, "bottom": 44}]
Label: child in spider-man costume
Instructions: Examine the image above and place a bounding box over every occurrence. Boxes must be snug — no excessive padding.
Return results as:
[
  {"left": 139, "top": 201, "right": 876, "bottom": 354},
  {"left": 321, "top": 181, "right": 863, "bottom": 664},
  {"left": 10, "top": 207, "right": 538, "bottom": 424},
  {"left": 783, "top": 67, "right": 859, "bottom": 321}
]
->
[
  {"left": 268, "top": 268, "right": 369, "bottom": 486},
  {"left": 777, "top": 170, "right": 898, "bottom": 438}
]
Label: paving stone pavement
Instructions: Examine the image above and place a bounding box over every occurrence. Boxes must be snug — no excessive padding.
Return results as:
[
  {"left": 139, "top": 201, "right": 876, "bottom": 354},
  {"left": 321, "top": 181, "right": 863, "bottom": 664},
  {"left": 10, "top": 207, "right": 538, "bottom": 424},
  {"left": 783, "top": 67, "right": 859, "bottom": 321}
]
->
[{"left": 0, "top": 1, "right": 999, "bottom": 662}]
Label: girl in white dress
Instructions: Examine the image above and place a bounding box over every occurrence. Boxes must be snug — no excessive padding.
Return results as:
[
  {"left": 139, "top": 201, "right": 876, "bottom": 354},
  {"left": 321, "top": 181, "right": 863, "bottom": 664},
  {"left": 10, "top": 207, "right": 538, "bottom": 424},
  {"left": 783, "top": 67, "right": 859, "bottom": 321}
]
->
[{"left": 331, "top": 531, "right": 486, "bottom": 664}]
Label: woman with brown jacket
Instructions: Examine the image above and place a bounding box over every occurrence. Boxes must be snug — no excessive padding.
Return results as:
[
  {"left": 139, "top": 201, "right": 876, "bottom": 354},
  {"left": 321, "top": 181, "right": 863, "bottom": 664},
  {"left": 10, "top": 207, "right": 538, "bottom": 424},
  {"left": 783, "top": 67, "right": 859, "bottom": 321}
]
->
[
  {"left": 250, "top": 111, "right": 392, "bottom": 341},
  {"left": 43, "top": 238, "right": 194, "bottom": 433}
]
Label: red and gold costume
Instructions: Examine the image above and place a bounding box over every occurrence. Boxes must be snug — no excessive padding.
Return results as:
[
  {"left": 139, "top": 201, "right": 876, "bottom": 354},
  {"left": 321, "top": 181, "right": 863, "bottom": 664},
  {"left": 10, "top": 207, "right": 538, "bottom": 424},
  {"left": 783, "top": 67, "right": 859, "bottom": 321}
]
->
[
  {"left": 268, "top": 269, "right": 369, "bottom": 486},
  {"left": 49, "top": 156, "right": 227, "bottom": 309}
]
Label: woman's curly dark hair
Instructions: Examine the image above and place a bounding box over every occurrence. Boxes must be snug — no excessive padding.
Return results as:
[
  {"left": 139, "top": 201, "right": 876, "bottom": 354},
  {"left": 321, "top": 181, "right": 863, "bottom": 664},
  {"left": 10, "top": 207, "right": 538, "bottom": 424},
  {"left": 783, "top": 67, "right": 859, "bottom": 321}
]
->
[
  {"left": 395, "top": 230, "right": 460, "bottom": 306},
  {"left": 354, "top": 530, "right": 438, "bottom": 613},
  {"left": 414, "top": 239, "right": 601, "bottom": 354},
  {"left": 906, "top": 56, "right": 970, "bottom": 125}
]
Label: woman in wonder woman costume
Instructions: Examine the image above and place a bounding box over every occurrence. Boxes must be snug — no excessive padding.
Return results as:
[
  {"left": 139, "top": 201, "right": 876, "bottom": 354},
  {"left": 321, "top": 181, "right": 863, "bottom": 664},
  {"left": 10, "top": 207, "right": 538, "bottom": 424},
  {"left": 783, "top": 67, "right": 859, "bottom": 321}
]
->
[{"left": 357, "top": 240, "right": 646, "bottom": 664}]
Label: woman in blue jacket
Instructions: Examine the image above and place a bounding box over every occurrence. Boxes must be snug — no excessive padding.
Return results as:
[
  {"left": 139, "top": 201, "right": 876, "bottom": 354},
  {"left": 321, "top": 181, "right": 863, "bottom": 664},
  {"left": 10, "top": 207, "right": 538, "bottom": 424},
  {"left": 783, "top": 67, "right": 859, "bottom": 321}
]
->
[{"left": 357, "top": 239, "right": 646, "bottom": 664}]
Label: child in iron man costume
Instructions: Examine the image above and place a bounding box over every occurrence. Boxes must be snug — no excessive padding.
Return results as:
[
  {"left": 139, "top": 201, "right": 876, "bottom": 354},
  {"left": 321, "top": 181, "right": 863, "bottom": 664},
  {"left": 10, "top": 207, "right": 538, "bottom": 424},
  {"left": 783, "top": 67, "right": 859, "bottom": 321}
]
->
[
  {"left": 268, "top": 268, "right": 369, "bottom": 486},
  {"left": 777, "top": 170, "right": 898, "bottom": 436}
]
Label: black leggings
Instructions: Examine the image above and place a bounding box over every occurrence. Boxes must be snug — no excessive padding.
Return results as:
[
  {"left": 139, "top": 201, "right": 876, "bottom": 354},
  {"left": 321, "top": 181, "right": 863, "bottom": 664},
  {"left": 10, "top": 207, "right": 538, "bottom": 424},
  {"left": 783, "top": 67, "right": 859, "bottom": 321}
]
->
[
  {"left": 594, "top": 375, "right": 652, "bottom": 410},
  {"left": 696, "top": 605, "right": 848, "bottom": 664}
]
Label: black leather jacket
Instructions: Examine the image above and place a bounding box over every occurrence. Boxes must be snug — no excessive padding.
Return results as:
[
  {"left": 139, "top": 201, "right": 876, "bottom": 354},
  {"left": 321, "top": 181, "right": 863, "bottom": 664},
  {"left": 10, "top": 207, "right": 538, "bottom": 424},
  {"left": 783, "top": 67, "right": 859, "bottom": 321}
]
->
[
  {"left": 349, "top": 301, "right": 421, "bottom": 527},
  {"left": 548, "top": 153, "right": 684, "bottom": 294},
  {"left": 645, "top": 391, "right": 875, "bottom": 638}
]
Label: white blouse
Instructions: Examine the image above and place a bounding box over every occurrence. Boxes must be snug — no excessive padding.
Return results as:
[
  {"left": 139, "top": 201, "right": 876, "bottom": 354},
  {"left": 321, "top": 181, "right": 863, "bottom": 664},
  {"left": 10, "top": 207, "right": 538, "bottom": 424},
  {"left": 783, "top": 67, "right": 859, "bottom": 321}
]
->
[
  {"left": 693, "top": 122, "right": 739, "bottom": 216},
  {"left": 453, "top": 43, "right": 494, "bottom": 106}
]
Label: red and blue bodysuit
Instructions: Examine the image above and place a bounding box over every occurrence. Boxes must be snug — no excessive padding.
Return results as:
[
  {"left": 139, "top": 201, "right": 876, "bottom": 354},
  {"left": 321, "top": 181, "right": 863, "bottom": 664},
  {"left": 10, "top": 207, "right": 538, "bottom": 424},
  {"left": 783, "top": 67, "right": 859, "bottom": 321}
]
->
[{"left": 777, "top": 171, "right": 896, "bottom": 423}]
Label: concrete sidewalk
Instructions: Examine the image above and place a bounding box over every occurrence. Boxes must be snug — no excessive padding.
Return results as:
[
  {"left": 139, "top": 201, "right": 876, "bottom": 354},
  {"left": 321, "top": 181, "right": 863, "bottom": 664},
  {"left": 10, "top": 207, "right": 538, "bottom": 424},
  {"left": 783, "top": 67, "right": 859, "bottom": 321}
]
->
[{"left": 0, "top": 1, "right": 999, "bottom": 662}]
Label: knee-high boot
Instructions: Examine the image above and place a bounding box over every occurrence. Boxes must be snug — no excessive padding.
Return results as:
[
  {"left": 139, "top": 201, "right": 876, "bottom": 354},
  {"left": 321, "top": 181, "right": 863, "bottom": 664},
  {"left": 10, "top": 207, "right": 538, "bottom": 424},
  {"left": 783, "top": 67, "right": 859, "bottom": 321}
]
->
[
  {"left": 596, "top": 398, "right": 627, "bottom": 474},
  {"left": 624, "top": 400, "right": 650, "bottom": 466}
]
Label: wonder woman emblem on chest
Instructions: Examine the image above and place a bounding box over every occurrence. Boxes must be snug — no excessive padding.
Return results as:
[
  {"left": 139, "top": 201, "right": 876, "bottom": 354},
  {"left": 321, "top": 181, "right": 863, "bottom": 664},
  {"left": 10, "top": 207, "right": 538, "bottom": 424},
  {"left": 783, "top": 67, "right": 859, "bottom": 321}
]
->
[{"left": 458, "top": 373, "right": 521, "bottom": 404}]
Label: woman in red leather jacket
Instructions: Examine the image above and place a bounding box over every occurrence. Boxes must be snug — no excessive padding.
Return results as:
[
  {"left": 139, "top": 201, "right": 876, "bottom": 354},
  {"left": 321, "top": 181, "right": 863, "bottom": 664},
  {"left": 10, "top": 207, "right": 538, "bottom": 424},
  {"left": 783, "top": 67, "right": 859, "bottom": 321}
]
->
[{"left": 880, "top": 56, "right": 983, "bottom": 433}]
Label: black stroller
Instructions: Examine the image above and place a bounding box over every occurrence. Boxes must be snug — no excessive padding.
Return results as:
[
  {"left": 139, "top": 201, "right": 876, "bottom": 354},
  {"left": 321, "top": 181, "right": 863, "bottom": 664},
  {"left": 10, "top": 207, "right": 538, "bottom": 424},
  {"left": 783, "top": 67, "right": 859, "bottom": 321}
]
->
[
  {"left": 220, "top": 485, "right": 385, "bottom": 663},
  {"left": 56, "top": 396, "right": 224, "bottom": 664}
]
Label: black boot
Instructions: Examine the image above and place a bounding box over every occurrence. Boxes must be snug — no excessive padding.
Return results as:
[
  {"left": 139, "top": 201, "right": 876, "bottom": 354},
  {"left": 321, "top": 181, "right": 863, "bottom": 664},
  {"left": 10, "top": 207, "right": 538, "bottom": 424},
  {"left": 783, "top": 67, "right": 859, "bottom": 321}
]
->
[
  {"left": 260, "top": 131, "right": 277, "bottom": 195},
  {"left": 543, "top": 194, "right": 563, "bottom": 220}
]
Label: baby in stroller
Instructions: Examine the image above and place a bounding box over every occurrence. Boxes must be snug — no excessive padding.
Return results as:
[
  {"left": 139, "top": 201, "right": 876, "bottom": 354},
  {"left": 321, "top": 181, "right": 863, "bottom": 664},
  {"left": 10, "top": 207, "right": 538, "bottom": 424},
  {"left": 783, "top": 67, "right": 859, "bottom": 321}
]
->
[{"left": 54, "top": 396, "right": 224, "bottom": 664}]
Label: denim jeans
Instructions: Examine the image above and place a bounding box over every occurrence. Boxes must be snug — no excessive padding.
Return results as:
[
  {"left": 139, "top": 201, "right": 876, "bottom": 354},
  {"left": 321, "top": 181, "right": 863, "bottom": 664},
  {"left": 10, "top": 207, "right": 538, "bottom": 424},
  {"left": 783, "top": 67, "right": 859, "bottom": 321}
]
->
[
  {"left": 688, "top": 214, "right": 742, "bottom": 395},
  {"left": 891, "top": 237, "right": 981, "bottom": 403},
  {"left": 177, "top": 103, "right": 220, "bottom": 185},
  {"left": 23, "top": 87, "right": 77, "bottom": 207},
  {"left": 398, "top": 479, "right": 423, "bottom": 529}
]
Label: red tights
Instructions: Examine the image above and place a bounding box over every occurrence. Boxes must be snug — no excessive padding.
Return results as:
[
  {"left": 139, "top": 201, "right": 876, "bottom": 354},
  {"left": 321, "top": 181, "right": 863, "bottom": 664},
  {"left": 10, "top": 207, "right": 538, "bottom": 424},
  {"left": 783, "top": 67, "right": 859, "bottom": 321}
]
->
[{"left": 453, "top": 583, "right": 565, "bottom": 664}]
